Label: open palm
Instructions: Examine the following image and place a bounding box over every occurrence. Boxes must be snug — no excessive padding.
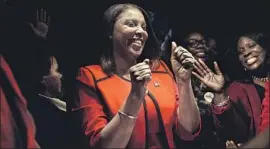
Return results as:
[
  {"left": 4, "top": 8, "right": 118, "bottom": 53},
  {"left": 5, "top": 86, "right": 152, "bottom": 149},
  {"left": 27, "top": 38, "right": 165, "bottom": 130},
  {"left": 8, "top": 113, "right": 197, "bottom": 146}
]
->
[
  {"left": 27, "top": 8, "right": 50, "bottom": 40},
  {"left": 192, "top": 59, "right": 225, "bottom": 92}
]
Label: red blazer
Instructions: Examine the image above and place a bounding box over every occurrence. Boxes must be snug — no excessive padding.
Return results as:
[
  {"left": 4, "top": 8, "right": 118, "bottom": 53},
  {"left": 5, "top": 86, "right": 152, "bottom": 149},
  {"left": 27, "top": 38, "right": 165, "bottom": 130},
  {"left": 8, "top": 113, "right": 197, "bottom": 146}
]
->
[
  {"left": 0, "top": 55, "right": 40, "bottom": 148},
  {"left": 71, "top": 61, "right": 200, "bottom": 148},
  {"left": 212, "top": 81, "right": 266, "bottom": 143},
  {"left": 260, "top": 81, "right": 269, "bottom": 133}
]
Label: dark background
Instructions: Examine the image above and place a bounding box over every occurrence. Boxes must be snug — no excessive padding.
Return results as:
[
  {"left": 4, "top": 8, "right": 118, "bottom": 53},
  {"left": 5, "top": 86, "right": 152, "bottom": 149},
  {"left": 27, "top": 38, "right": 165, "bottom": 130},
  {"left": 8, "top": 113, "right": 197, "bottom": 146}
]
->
[
  {"left": 2, "top": 0, "right": 270, "bottom": 64},
  {"left": 1, "top": 0, "right": 270, "bottom": 102}
]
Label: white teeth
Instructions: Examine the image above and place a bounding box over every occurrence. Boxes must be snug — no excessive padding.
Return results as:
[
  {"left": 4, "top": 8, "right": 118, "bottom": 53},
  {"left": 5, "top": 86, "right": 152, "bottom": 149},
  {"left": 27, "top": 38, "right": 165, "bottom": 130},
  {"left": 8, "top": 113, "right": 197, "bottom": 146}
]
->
[
  {"left": 134, "top": 40, "right": 141, "bottom": 45},
  {"left": 247, "top": 57, "right": 257, "bottom": 65}
]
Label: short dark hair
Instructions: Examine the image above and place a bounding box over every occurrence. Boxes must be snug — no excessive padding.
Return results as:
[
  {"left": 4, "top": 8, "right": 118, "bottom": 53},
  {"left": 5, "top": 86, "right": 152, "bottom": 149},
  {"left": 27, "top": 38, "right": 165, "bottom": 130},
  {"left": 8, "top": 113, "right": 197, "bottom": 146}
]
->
[
  {"left": 100, "top": 3, "right": 161, "bottom": 75},
  {"left": 178, "top": 31, "right": 218, "bottom": 64},
  {"left": 237, "top": 32, "right": 270, "bottom": 53}
]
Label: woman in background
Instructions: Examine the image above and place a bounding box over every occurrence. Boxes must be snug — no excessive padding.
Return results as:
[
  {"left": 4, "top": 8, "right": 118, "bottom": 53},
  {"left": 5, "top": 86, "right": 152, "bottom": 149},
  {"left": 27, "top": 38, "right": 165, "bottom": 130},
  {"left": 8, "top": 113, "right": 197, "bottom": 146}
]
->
[
  {"left": 174, "top": 31, "right": 224, "bottom": 149},
  {"left": 227, "top": 80, "right": 269, "bottom": 148},
  {"left": 192, "top": 32, "right": 269, "bottom": 148}
]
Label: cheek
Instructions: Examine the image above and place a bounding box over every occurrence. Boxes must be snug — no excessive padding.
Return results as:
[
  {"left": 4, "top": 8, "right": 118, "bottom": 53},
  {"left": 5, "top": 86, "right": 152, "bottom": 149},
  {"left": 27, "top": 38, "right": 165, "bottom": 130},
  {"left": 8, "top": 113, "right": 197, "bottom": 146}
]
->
[
  {"left": 258, "top": 50, "right": 267, "bottom": 62},
  {"left": 113, "top": 30, "right": 122, "bottom": 42},
  {"left": 112, "top": 34, "right": 125, "bottom": 49},
  {"left": 117, "top": 30, "right": 134, "bottom": 44},
  {"left": 238, "top": 55, "right": 246, "bottom": 64},
  {"left": 144, "top": 32, "right": 148, "bottom": 41},
  {"left": 121, "top": 29, "right": 132, "bottom": 37},
  {"left": 188, "top": 48, "right": 197, "bottom": 54}
]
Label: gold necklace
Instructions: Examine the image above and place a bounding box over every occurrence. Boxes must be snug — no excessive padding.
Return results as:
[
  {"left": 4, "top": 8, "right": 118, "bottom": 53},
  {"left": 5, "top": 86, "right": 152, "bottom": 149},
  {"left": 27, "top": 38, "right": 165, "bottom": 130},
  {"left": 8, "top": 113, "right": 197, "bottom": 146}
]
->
[{"left": 252, "top": 76, "right": 269, "bottom": 82}]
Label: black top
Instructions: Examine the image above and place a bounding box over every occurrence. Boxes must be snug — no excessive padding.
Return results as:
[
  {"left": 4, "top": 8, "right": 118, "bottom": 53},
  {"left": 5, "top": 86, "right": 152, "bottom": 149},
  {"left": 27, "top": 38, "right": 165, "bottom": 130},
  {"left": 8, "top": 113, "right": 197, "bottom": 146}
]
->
[
  {"left": 254, "top": 83, "right": 265, "bottom": 102},
  {"left": 28, "top": 95, "right": 67, "bottom": 149}
]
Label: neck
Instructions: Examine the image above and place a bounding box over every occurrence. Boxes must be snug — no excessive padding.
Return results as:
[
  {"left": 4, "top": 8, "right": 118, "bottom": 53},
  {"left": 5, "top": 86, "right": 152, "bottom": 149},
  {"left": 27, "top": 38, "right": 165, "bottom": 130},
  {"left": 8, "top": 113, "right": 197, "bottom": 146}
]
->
[{"left": 113, "top": 51, "right": 136, "bottom": 76}]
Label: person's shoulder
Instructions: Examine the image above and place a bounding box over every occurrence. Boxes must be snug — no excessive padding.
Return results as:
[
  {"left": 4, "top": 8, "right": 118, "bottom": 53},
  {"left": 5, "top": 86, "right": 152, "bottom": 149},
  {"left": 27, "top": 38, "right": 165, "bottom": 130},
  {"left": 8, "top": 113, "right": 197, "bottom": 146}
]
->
[
  {"left": 82, "top": 64, "right": 102, "bottom": 70},
  {"left": 226, "top": 80, "right": 255, "bottom": 98},
  {"left": 77, "top": 65, "right": 103, "bottom": 76},
  {"left": 79, "top": 65, "right": 108, "bottom": 78},
  {"left": 77, "top": 65, "right": 108, "bottom": 88},
  {"left": 227, "top": 80, "right": 253, "bottom": 89}
]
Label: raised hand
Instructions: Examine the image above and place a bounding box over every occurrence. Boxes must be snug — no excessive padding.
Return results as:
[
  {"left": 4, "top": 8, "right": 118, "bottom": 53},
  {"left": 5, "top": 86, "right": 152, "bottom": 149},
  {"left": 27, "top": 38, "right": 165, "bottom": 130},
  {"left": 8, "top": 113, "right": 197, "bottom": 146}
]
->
[
  {"left": 226, "top": 140, "right": 238, "bottom": 148},
  {"left": 41, "top": 56, "right": 63, "bottom": 98},
  {"left": 170, "top": 41, "right": 196, "bottom": 83},
  {"left": 226, "top": 140, "right": 243, "bottom": 148},
  {"left": 28, "top": 8, "right": 50, "bottom": 40},
  {"left": 192, "top": 59, "right": 225, "bottom": 92},
  {"left": 129, "top": 59, "right": 152, "bottom": 98}
]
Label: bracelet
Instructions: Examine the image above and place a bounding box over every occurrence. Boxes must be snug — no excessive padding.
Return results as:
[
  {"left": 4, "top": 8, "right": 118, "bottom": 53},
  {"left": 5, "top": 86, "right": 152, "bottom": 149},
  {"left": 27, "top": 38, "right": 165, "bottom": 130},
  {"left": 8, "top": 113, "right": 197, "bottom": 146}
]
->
[
  {"left": 118, "top": 110, "right": 138, "bottom": 119},
  {"left": 212, "top": 96, "right": 230, "bottom": 107}
]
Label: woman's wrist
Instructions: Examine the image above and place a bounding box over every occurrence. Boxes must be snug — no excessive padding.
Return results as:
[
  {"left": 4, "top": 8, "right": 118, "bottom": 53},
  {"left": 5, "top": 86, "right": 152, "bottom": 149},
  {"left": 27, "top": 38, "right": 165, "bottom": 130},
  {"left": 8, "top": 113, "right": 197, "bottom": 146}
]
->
[
  {"left": 213, "top": 90, "right": 230, "bottom": 106},
  {"left": 118, "top": 110, "right": 138, "bottom": 119},
  {"left": 213, "top": 87, "right": 225, "bottom": 94},
  {"left": 175, "top": 76, "right": 191, "bottom": 85},
  {"left": 120, "top": 93, "right": 144, "bottom": 117}
]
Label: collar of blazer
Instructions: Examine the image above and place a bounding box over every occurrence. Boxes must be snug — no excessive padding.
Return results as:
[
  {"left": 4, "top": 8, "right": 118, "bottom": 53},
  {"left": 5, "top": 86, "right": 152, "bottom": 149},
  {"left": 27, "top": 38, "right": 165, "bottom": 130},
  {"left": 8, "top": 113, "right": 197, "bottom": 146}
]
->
[{"left": 38, "top": 94, "right": 66, "bottom": 112}]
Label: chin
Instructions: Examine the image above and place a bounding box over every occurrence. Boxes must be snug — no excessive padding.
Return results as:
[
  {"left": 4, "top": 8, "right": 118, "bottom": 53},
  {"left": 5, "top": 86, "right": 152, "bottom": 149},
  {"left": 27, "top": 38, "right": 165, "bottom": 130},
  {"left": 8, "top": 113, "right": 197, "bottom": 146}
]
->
[
  {"left": 129, "top": 48, "right": 143, "bottom": 58},
  {"left": 246, "top": 67, "right": 257, "bottom": 71},
  {"left": 245, "top": 64, "right": 261, "bottom": 71}
]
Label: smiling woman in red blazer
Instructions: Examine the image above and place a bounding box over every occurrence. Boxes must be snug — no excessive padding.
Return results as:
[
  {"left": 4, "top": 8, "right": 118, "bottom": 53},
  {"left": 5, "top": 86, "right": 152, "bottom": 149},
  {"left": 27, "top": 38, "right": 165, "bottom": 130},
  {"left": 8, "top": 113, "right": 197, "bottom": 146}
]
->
[
  {"left": 70, "top": 3, "right": 201, "bottom": 149},
  {"left": 192, "top": 32, "right": 269, "bottom": 148}
]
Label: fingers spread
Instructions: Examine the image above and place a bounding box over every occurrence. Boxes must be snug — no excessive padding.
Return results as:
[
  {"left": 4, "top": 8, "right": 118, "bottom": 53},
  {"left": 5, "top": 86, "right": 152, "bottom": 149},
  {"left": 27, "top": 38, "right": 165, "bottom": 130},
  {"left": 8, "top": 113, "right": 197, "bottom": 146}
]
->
[
  {"left": 199, "top": 58, "right": 211, "bottom": 73},
  {"left": 195, "top": 60, "right": 208, "bottom": 75},
  {"left": 214, "top": 61, "right": 222, "bottom": 75}
]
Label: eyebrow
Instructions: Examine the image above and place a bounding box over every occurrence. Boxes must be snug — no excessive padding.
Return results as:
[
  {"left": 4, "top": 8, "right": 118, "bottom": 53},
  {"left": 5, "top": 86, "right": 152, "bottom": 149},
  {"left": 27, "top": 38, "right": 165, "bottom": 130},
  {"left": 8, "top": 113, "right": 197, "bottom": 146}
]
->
[
  {"left": 125, "top": 17, "right": 146, "bottom": 23},
  {"left": 122, "top": 19, "right": 146, "bottom": 28},
  {"left": 247, "top": 42, "right": 256, "bottom": 44}
]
